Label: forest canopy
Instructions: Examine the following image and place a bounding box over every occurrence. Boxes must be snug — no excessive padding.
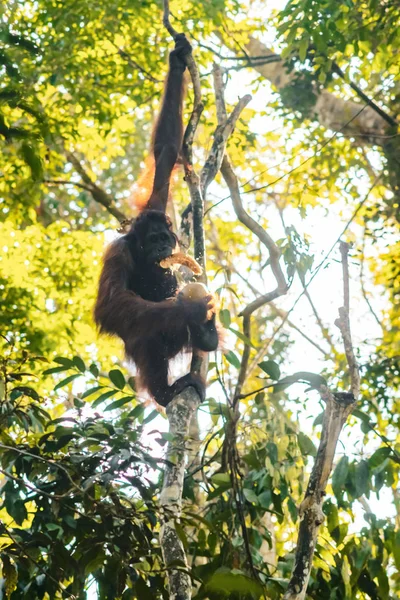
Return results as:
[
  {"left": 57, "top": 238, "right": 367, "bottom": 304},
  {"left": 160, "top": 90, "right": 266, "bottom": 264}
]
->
[{"left": 0, "top": 0, "right": 399, "bottom": 599}]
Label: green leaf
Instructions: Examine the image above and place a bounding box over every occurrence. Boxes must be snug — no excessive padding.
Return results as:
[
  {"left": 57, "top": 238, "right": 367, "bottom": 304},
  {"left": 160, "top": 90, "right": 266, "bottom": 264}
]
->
[
  {"left": 207, "top": 482, "right": 231, "bottom": 500},
  {"left": 332, "top": 456, "right": 349, "bottom": 498},
  {"left": 11, "top": 386, "right": 39, "bottom": 400},
  {"left": 228, "top": 327, "right": 255, "bottom": 347},
  {"left": 254, "top": 392, "right": 265, "bottom": 404},
  {"left": 313, "top": 412, "right": 324, "bottom": 426},
  {"left": 3, "top": 556, "right": 17, "bottom": 597},
  {"left": 54, "top": 357, "right": 74, "bottom": 367},
  {"left": 224, "top": 350, "right": 241, "bottom": 369},
  {"left": 281, "top": 44, "right": 293, "bottom": 60},
  {"left": 9, "top": 499, "right": 27, "bottom": 525},
  {"left": 73, "top": 356, "right": 86, "bottom": 372},
  {"left": 54, "top": 373, "right": 81, "bottom": 391},
  {"left": 324, "top": 499, "right": 339, "bottom": 535},
  {"left": 219, "top": 308, "right": 231, "bottom": 328},
  {"left": 369, "top": 447, "right": 391, "bottom": 469},
  {"left": 355, "top": 460, "right": 369, "bottom": 498},
  {"left": 299, "top": 37, "right": 309, "bottom": 62},
  {"left": 353, "top": 408, "right": 371, "bottom": 424},
  {"left": 89, "top": 363, "right": 99, "bottom": 378},
  {"left": 92, "top": 390, "right": 116, "bottom": 408},
  {"left": 104, "top": 395, "right": 135, "bottom": 411},
  {"left": 84, "top": 552, "right": 106, "bottom": 576},
  {"left": 143, "top": 409, "right": 159, "bottom": 425},
  {"left": 258, "top": 490, "right": 272, "bottom": 509},
  {"left": 297, "top": 432, "right": 317, "bottom": 457},
  {"left": 243, "top": 488, "right": 258, "bottom": 504},
  {"left": 206, "top": 571, "right": 263, "bottom": 596},
  {"left": 258, "top": 360, "right": 281, "bottom": 380},
  {"left": 108, "top": 369, "right": 125, "bottom": 390},
  {"left": 129, "top": 404, "right": 145, "bottom": 421},
  {"left": 81, "top": 386, "right": 105, "bottom": 399},
  {"left": 20, "top": 141, "right": 43, "bottom": 180},
  {"left": 43, "top": 365, "right": 71, "bottom": 375},
  {"left": 211, "top": 473, "right": 231, "bottom": 487}
]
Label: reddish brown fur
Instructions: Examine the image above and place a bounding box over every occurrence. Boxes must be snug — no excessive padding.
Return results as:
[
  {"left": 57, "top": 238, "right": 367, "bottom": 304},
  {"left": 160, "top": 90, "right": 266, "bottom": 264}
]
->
[{"left": 94, "top": 35, "right": 219, "bottom": 406}]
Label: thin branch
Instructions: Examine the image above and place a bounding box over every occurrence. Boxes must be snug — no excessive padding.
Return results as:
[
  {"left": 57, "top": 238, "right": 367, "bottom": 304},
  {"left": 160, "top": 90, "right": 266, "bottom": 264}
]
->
[
  {"left": 209, "top": 231, "right": 329, "bottom": 357},
  {"left": 0, "top": 467, "right": 70, "bottom": 500},
  {"left": 334, "top": 242, "right": 361, "bottom": 398},
  {"left": 162, "top": 0, "right": 178, "bottom": 39},
  {"left": 269, "top": 302, "right": 329, "bottom": 356},
  {"left": 197, "top": 41, "right": 281, "bottom": 65},
  {"left": 243, "top": 103, "right": 386, "bottom": 196},
  {"left": 44, "top": 179, "right": 93, "bottom": 192},
  {"left": 117, "top": 47, "right": 162, "bottom": 83},
  {"left": 0, "top": 443, "right": 84, "bottom": 495},
  {"left": 3, "top": 526, "right": 74, "bottom": 598},
  {"left": 201, "top": 72, "right": 251, "bottom": 196},
  {"left": 283, "top": 242, "right": 360, "bottom": 600},
  {"left": 360, "top": 228, "right": 382, "bottom": 328},
  {"left": 283, "top": 386, "right": 355, "bottom": 600},
  {"left": 218, "top": 152, "right": 288, "bottom": 553},
  {"left": 277, "top": 204, "right": 336, "bottom": 353},
  {"left": 163, "top": 0, "right": 201, "bottom": 108},
  {"left": 180, "top": 64, "right": 251, "bottom": 232},
  {"left": 272, "top": 173, "right": 382, "bottom": 337},
  {"left": 65, "top": 151, "right": 127, "bottom": 222},
  {"left": 221, "top": 155, "right": 288, "bottom": 318},
  {"left": 332, "top": 62, "right": 397, "bottom": 129}
]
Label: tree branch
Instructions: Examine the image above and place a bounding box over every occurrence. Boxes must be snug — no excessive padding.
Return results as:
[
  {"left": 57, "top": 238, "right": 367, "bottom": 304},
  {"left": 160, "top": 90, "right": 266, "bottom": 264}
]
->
[
  {"left": 65, "top": 151, "right": 127, "bottom": 222},
  {"left": 331, "top": 62, "right": 397, "bottom": 129},
  {"left": 334, "top": 242, "right": 361, "bottom": 398},
  {"left": 180, "top": 64, "right": 251, "bottom": 241},
  {"left": 159, "top": 387, "right": 200, "bottom": 599},
  {"left": 283, "top": 241, "right": 359, "bottom": 600},
  {"left": 243, "top": 37, "right": 389, "bottom": 145}
]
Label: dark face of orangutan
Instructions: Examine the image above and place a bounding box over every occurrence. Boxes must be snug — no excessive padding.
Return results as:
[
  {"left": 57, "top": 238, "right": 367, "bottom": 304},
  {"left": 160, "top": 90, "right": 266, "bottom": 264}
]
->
[{"left": 142, "top": 218, "right": 177, "bottom": 265}]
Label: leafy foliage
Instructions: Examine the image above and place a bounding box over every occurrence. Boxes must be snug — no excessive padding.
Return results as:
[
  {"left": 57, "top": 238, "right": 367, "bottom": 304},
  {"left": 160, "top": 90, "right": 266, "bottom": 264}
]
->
[{"left": 1, "top": 0, "right": 400, "bottom": 598}]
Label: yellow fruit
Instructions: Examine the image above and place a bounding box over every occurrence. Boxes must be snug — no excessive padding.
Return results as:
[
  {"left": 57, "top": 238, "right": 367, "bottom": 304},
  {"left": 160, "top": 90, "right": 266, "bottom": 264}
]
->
[{"left": 180, "top": 282, "right": 209, "bottom": 300}]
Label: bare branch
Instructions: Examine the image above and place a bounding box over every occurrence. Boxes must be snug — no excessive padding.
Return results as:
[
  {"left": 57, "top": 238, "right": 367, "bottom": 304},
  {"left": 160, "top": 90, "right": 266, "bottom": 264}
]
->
[
  {"left": 334, "top": 241, "right": 361, "bottom": 398},
  {"left": 331, "top": 62, "right": 397, "bottom": 129},
  {"left": 180, "top": 64, "right": 251, "bottom": 235},
  {"left": 212, "top": 63, "right": 227, "bottom": 123},
  {"left": 65, "top": 151, "right": 127, "bottom": 222},
  {"left": 201, "top": 88, "right": 251, "bottom": 197},
  {"left": 44, "top": 179, "right": 93, "bottom": 192},
  {"left": 163, "top": 0, "right": 202, "bottom": 109},
  {"left": 269, "top": 302, "right": 329, "bottom": 357},
  {"left": 219, "top": 154, "right": 287, "bottom": 405},
  {"left": 360, "top": 228, "right": 382, "bottom": 327},
  {"left": 162, "top": 0, "right": 179, "bottom": 38},
  {"left": 284, "top": 242, "right": 360, "bottom": 600},
  {"left": 283, "top": 386, "right": 355, "bottom": 600},
  {"left": 117, "top": 47, "right": 162, "bottom": 83},
  {"left": 221, "top": 156, "right": 288, "bottom": 303}
]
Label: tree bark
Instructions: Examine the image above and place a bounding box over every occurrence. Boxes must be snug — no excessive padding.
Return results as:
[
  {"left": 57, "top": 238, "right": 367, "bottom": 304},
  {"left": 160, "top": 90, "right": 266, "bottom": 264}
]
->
[
  {"left": 159, "top": 387, "right": 201, "bottom": 600},
  {"left": 245, "top": 37, "right": 389, "bottom": 145}
]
